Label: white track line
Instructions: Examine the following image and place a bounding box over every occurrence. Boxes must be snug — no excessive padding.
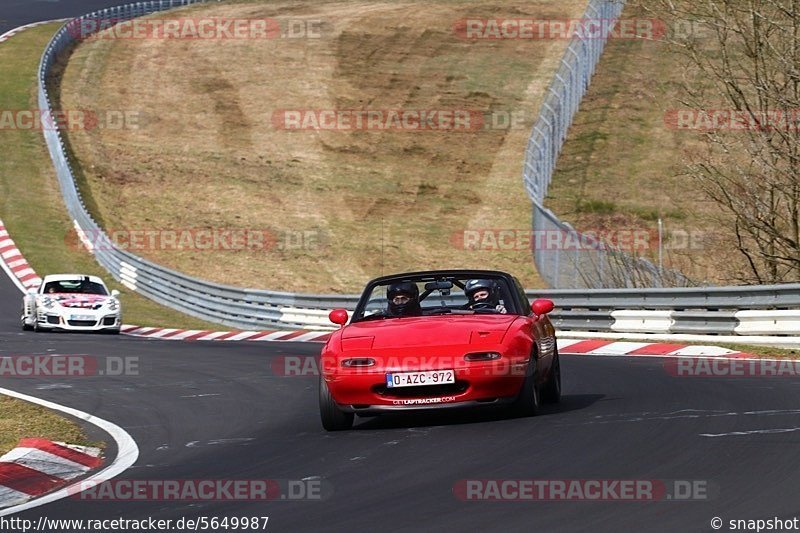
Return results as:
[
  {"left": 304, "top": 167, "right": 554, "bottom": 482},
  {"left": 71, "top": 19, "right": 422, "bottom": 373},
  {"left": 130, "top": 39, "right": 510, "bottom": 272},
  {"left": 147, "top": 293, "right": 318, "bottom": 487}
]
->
[{"left": 0, "top": 387, "right": 139, "bottom": 517}]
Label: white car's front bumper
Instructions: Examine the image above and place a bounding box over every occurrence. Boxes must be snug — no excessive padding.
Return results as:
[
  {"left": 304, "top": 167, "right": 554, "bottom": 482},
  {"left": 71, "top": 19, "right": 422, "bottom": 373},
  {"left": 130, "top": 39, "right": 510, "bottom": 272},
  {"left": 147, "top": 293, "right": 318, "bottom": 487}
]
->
[{"left": 36, "top": 309, "right": 121, "bottom": 331}]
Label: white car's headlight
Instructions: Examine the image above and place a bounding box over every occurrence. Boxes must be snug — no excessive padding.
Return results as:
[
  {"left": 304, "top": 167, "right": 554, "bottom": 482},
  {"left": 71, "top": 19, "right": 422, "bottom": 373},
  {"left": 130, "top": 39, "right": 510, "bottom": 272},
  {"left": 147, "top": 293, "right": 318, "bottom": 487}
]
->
[
  {"left": 40, "top": 296, "right": 56, "bottom": 309},
  {"left": 106, "top": 299, "right": 119, "bottom": 311}
]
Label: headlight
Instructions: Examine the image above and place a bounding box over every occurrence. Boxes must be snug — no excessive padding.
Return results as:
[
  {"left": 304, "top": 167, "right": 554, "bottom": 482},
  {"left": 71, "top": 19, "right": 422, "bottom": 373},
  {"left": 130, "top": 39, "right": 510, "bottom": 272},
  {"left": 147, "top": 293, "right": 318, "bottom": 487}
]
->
[
  {"left": 464, "top": 352, "right": 502, "bottom": 362},
  {"left": 341, "top": 358, "right": 375, "bottom": 367},
  {"left": 106, "top": 299, "right": 119, "bottom": 311},
  {"left": 41, "top": 297, "right": 55, "bottom": 309}
]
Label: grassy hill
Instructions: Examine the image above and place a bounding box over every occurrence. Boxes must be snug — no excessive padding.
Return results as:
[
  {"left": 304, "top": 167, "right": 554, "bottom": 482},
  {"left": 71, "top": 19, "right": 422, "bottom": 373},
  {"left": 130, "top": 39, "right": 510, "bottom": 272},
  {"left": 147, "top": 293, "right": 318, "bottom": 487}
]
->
[
  {"left": 545, "top": 2, "right": 751, "bottom": 286},
  {"left": 56, "top": 0, "right": 589, "bottom": 292}
]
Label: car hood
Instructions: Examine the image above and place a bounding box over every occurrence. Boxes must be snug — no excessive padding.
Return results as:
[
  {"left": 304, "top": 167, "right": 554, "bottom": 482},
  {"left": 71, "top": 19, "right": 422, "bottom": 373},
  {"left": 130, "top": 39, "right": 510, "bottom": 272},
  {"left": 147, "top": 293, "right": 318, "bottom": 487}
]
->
[
  {"left": 342, "top": 315, "right": 519, "bottom": 349},
  {"left": 40, "top": 293, "right": 111, "bottom": 309}
]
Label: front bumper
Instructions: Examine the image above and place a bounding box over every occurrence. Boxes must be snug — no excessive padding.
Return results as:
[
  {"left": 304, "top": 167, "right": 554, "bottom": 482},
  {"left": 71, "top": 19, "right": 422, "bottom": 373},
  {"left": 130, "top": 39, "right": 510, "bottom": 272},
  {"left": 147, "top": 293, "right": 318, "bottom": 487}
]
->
[
  {"left": 36, "top": 310, "right": 121, "bottom": 331},
  {"left": 324, "top": 360, "right": 528, "bottom": 410},
  {"left": 340, "top": 397, "right": 517, "bottom": 415}
]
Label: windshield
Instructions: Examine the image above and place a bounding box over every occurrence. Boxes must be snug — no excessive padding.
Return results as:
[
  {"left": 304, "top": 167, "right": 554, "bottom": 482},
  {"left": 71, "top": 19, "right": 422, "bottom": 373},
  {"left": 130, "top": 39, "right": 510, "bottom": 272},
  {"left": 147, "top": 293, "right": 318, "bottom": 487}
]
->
[
  {"left": 353, "top": 273, "right": 518, "bottom": 322},
  {"left": 42, "top": 279, "right": 108, "bottom": 295}
]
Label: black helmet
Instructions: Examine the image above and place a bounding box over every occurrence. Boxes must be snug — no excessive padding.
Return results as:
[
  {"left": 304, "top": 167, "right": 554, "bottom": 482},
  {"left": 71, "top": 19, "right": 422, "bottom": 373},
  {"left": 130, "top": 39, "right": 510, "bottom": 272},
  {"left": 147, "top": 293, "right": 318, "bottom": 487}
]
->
[
  {"left": 465, "top": 279, "right": 498, "bottom": 306},
  {"left": 387, "top": 281, "right": 421, "bottom": 317}
]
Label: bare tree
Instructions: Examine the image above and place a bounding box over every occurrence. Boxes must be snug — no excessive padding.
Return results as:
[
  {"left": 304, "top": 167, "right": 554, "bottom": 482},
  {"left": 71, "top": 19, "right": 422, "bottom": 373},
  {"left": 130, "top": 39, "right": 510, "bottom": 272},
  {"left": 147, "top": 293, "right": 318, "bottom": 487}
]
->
[{"left": 641, "top": 0, "right": 800, "bottom": 283}]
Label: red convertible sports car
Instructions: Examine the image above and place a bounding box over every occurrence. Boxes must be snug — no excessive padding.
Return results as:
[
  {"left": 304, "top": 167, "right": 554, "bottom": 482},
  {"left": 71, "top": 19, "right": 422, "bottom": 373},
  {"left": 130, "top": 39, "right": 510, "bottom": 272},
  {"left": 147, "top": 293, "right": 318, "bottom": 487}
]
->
[{"left": 319, "top": 269, "right": 560, "bottom": 430}]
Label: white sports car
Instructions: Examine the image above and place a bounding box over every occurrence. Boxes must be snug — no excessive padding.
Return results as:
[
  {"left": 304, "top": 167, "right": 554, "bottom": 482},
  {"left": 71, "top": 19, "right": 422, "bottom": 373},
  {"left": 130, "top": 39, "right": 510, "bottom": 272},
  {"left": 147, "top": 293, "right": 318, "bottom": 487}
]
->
[{"left": 21, "top": 274, "right": 121, "bottom": 333}]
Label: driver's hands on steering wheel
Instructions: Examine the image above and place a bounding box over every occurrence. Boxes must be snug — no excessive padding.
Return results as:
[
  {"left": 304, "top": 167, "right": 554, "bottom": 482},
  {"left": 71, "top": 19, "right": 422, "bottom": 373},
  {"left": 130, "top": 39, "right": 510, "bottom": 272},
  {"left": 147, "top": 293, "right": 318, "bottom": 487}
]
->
[{"left": 471, "top": 302, "right": 507, "bottom": 314}]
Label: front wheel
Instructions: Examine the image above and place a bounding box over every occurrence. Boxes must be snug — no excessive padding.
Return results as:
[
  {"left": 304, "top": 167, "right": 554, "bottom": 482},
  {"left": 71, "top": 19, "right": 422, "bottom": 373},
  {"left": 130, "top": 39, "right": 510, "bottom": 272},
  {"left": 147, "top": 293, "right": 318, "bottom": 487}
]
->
[
  {"left": 20, "top": 313, "right": 32, "bottom": 331},
  {"left": 512, "top": 357, "right": 540, "bottom": 417},
  {"left": 541, "top": 348, "right": 561, "bottom": 404},
  {"left": 319, "top": 377, "right": 354, "bottom": 431}
]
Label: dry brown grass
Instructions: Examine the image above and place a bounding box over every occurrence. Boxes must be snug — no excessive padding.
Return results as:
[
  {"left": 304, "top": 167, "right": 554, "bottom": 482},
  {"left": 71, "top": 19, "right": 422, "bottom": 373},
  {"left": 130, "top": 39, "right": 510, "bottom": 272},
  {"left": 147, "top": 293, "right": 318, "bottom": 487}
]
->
[
  {"left": 544, "top": 5, "right": 746, "bottom": 285},
  {"left": 0, "top": 396, "right": 93, "bottom": 455},
  {"left": 57, "top": 0, "right": 589, "bottom": 292},
  {"left": 0, "top": 23, "right": 218, "bottom": 330}
]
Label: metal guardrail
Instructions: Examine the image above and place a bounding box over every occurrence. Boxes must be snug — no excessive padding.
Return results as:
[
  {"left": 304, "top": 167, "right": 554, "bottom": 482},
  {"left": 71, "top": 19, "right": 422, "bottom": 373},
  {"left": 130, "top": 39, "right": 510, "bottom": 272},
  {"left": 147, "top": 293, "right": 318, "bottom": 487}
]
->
[
  {"left": 36, "top": 0, "right": 800, "bottom": 334},
  {"left": 535, "top": 284, "right": 800, "bottom": 309},
  {"left": 538, "top": 285, "right": 800, "bottom": 334}
]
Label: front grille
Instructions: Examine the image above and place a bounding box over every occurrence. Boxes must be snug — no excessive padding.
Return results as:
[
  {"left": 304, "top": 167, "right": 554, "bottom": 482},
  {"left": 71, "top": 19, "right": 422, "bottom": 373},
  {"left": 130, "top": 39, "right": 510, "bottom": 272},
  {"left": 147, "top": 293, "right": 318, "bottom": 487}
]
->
[
  {"left": 373, "top": 381, "right": 468, "bottom": 398},
  {"left": 46, "top": 316, "right": 60, "bottom": 324},
  {"left": 68, "top": 320, "right": 96, "bottom": 327},
  {"left": 102, "top": 317, "right": 117, "bottom": 326}
]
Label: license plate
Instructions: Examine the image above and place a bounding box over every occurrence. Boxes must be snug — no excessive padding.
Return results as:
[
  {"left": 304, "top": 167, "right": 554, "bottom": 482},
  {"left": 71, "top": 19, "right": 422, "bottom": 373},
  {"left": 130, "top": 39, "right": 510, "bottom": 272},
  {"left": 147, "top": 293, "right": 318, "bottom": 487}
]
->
[
  {"left": 70, "top": 315, "right": 94, "bottom": 321},
  {"left": 386, "top": 370, "right": 455, "bottom": 388}
]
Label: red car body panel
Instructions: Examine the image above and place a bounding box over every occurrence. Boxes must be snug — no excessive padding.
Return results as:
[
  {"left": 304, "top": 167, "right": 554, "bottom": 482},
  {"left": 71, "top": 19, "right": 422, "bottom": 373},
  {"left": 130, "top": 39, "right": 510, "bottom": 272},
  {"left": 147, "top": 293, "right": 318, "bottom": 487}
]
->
[{"left": 321, "top": 313, "right": 556, "bottom": 412}]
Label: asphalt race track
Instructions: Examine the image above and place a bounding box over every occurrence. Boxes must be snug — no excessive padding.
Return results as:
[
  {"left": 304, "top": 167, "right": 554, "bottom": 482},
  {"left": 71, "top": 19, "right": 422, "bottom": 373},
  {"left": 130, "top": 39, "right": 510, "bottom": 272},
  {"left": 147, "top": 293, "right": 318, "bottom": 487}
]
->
[
  {"left": 5, "top": 3, "right": 800, "bottom": 532},
  {"left": 0, "top": 1, "right": 131, "bottom": 35},
  {"left": 5, "top": 261, "right": 800, "bottom": 531}
]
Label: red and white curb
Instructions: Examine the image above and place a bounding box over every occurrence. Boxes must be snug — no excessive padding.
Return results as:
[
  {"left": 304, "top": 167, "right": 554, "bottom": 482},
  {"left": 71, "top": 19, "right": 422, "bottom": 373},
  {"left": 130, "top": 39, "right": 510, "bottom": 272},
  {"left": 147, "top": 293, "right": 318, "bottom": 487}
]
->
[
  {"left": 124, "top": 331, "right": 755, "bottom": 355},
  {"left": 0, "top": 223, "right": 42, "bottom": 292},
  {"left": 558, "top": 338, "right": 754, "bottom": 359},
  {"left": 121, "top": 325, "right": 331, "bottom": 343},
  {"left": 0, "top": 439, "right": 101, "bottom": 509},
  {"left": 0, "top": 387, "right": 138, "bottom": 518}
]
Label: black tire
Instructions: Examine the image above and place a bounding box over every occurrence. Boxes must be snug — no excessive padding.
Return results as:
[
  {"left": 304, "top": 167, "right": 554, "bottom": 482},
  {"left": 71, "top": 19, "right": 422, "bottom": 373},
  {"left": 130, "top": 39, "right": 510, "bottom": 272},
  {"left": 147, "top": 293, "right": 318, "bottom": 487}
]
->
[
  {"left": 512, "top": 355, "right": 540, "bottom": 417},
  {"left": 319, "top": 377, "right": 354, "bottom": 431},
  {"left": 541, "top": 348, "right": 561, "bottom": 404}
]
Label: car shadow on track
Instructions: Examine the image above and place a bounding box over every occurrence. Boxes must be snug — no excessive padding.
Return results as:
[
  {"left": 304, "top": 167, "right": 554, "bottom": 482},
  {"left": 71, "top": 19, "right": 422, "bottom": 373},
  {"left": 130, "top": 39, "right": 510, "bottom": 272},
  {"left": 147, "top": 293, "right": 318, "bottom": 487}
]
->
[
  {"left": 20, "top": 330, "right": 121, "bottom": 336},
  {"left": 352, "top": 394, "right": 605, "bottom": 430}
]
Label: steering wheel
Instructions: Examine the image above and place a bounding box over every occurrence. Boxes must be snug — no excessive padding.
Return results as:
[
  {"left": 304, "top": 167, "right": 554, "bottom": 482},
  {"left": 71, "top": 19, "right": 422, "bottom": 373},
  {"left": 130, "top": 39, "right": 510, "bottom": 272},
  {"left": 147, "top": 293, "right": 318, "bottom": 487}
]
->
[{"left": 471, "top": 302, "right": 495, "bottom": 311}]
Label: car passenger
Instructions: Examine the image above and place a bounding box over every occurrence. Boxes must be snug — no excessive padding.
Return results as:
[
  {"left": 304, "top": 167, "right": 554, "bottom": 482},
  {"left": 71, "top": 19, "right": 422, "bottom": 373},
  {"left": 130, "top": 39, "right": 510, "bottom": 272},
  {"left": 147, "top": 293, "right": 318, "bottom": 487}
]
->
[{"left": 464, "top": 279, "right": 507, "bottom": 314}]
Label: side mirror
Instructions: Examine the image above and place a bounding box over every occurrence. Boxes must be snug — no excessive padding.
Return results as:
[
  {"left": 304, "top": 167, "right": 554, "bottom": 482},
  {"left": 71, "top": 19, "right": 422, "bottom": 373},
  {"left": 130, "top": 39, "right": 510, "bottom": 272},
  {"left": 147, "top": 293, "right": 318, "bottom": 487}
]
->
[
  {"left": 531, "top": 299, "right": 554, "bottom": 316},
  {"left": 329, "top": 309, "right": 349, "bottom": 327},
  {"left": 111, "top": 289, "right": 120, "bottom": 297}
]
